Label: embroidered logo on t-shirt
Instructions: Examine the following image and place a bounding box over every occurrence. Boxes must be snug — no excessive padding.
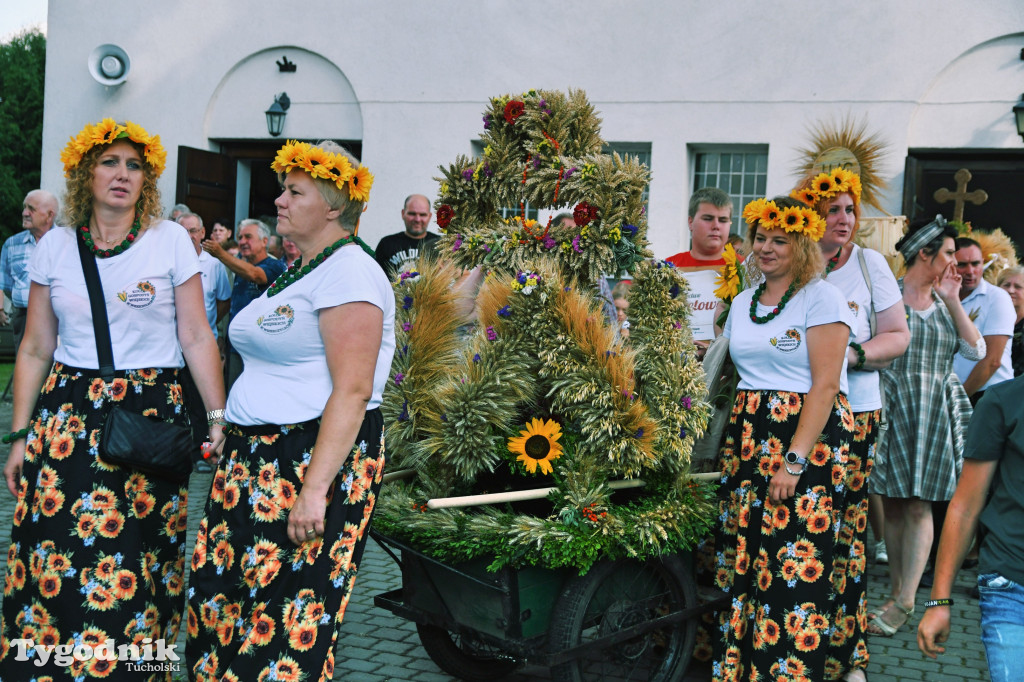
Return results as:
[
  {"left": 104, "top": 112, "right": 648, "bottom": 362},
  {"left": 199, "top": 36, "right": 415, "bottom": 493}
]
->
[
  {"left": 769, "top": 328, "right": 801, "bottom": 352},
  {"left": 256, "top": 304, "right": 295, "bottom": 334},
  {"left": 848, "top": 301, "right": 859, "bottom": 315},
  {"left": 117, "top": 281, "right": 156, "bottom": 309}
]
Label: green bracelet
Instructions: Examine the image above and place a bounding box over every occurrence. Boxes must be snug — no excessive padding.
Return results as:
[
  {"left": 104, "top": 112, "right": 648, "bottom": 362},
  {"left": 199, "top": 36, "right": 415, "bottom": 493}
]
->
[
  {"left": 1, "top": 427, "right": 30, "bottom": 445},
  {"left": 849, "top": 342, "right": 866, "bottom": 371}
]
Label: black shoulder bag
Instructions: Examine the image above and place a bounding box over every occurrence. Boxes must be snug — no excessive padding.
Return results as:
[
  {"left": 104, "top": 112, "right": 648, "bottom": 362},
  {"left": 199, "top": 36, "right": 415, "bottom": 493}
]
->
[{"left": 77, "top": 233, "right": 194, "bottom": 482}]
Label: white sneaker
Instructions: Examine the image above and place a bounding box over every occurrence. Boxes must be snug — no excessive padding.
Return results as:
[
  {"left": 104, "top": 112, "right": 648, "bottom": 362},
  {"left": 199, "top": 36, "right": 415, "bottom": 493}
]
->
[{"left": 875, "top": 540, "right": 888, "bottom": 564}]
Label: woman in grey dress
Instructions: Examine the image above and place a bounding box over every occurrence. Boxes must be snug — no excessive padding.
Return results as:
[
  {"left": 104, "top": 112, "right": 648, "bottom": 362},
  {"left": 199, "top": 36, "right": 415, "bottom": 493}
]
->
[{"left": 867, "top": 217, "right": 983, "bottom": 635}]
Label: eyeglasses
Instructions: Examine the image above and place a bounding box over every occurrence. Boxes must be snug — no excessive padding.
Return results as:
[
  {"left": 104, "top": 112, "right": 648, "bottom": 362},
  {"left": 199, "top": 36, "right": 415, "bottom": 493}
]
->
[{"left": 186, "top": 228, "right": 204, "bottom": 235}]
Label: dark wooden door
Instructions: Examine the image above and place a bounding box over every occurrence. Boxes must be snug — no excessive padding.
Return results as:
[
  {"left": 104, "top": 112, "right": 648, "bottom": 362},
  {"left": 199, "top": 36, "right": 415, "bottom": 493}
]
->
[
  {"left": 903, "top": 150, "right": 1024, "bottom": 250},
  {"left": 175, "top": 146, "right": 237, "bottom": 235}
]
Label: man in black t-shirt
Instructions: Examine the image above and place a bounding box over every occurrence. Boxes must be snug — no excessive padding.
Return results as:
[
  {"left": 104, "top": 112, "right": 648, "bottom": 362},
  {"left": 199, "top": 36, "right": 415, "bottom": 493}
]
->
[{"left": 374, "top": 194, "right": 439, "bottom": 279}]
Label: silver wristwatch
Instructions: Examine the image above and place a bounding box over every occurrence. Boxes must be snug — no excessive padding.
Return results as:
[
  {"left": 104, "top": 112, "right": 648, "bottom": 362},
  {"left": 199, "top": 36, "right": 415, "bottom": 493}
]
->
[{"left": 784, "top": 451, "right": 807, "bottom": 475}]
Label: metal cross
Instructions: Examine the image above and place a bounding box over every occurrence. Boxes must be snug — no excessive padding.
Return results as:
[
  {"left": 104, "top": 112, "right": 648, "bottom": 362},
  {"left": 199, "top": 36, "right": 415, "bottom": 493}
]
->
[{"left": 933, "top": 168, "right": 988, "bottom": 223}]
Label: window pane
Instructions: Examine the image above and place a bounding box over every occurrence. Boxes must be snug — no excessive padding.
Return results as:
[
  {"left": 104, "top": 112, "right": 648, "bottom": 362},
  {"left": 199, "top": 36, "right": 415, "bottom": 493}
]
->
[{"left": 691, "top": 145, "right": 768, "bottom": 235}]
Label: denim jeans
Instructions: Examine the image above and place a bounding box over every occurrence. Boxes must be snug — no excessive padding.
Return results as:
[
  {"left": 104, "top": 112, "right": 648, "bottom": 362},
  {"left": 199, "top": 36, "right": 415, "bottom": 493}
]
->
[{"left": 978, "top": 572, "right": 1024, "bottom": 682}]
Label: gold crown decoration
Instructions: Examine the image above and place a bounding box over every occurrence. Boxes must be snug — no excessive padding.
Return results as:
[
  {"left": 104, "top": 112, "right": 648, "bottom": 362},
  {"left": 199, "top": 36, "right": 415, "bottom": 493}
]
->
[
  {"left": 742, "top": 198, "right": 826, "bottom": 242},
  {"left": 791, "top": 167, "right": 862, "bottom": 206},
  {"left": 60, "top": 119, "right": 167, "bottom": 178},
  {"left": 271, "top": 140, "right": 374, "bottom": 202},
  {"left": 792, "top": 115, "right": 889, "bottom": 214}
]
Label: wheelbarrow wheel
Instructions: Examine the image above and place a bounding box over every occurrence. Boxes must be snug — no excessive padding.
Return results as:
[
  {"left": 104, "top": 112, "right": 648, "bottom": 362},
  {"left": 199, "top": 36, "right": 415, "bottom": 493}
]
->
[
  {"left": 547, "top": 554, "right": 697, "bottom": 682},
  {"left": 416, "top": 622, "right": 521, "bottom": 681}
]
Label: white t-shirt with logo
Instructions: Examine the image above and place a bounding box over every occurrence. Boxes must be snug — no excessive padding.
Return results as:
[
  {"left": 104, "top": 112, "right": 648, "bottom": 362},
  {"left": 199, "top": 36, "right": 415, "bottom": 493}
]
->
[
  {"left": 723, "top": 278, "right": 854, "bottom": 394},
  {"left": 197, "top": 250, "right": 231, "bottom": 338},
  {"left": 226, "top": 243, "right": 397, "bottom": 425},
  {"left": 29, "top": 221, "right": 199, "bottom": 369},
  {"left": 953, "top": 279, "right": 1015, "bottom": 391},
  {"left": 826, "top": 244, "right": 903, "bottom": 412}
]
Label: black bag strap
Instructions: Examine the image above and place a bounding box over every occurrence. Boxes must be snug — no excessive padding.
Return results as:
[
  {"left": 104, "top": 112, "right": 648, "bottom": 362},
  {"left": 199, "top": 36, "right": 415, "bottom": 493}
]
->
[{"left": 76, "top": 231, "right": 116, "bottom": 381}]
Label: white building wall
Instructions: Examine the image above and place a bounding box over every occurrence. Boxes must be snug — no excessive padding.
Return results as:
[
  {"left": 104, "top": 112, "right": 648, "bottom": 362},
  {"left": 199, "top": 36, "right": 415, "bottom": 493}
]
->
[{"left": 41, "top": 0, "right": 1024, "bottom": 256}]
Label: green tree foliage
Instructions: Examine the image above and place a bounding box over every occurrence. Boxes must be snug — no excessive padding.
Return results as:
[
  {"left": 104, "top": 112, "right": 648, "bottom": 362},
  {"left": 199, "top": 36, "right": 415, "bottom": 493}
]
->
[{"left": 0, "top": 29, "right": 46, "bottom": 241}]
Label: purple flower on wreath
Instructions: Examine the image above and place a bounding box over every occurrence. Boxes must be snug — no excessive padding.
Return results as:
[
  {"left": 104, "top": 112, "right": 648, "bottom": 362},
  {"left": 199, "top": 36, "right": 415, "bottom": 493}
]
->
[
  {"left": 402, "top": 295, "right": 413, "bottom": 310},
  {"left": 481, "top": 244, "right": 491, "bottom": 253},
  {"left": 539, "top": 99, "right": 547, "bottom": 108},
  {"left": 571, "top": 235, "right": 582, "bottom": 253},
  {"left": 622, "top": 224, "right": 637, "bottom": 238},
  {"left": 544, "top": 109, "right": 552, "bottom": 116},
  {"left": 533, "top": 157, "right": 541, "bottom": 170},
  {"left": 674, "top": 321, "right": 682, "bottom": 329},
  {"left": 543, "top": 236, "right": 557, "bottom": 250},
  {"left": 440, "top": 413, "right": 448, "bottom": 422},
  {"left": 564, "top": 166, "right": 577, "bottom": 179},
  {"left": 461, "top": 168, "right": 474, "bottom": 181},
  {"left": 681, "top": 396, "right": 692, "bottom": 410},
  {"left": 452, "top": 237, "right": 463, "bottom": 251},
  {"left": 482, "top": 114, "right": 492, "bottom": 130},
  {"left": 483, "top": 163, "right": 493, "bottom": 178},
  {"left": 472, "top": 353, "right": 480, "bottom": 363},
  {"left": 679, "top": 428, "right": 687, "bottom": 439},
  {"left": 398, "top": 401, "right": 409, "bottom": 422},
  {"left": 497, "top": 305, "right": 511, "bottom": 318},
  {"left": 669, "top": 284, "right": 680, "bottom": 299},
  {"left": 402, "top": 322, "right": 412, "bottom": 332},
  {"left": 399, "top": 270, "right": 419, "bottom": 283},
  {"left": 634, "top": 428, "right": 645, "bottom": 438},
  {"left": 564, "top": 286, "right": 572, "bottom": 292},
  {"left": 394, "top": 373, "right": 405, "bottom": 386},
  {"left": 517, "top": 272, "right": 529, "bottom": 284},
  {"left": 486, "top": 326, "right": 498, "bottom": 341}
]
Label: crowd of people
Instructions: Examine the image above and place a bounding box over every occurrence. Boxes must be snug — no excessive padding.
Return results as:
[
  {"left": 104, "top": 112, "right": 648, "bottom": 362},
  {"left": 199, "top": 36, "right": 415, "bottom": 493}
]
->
[
  {"left": 671, "top": 170, "right": 1020, "bottom": 681},
  {"left": 0, "top": 117, "right": 1020, "bottom": 682}
]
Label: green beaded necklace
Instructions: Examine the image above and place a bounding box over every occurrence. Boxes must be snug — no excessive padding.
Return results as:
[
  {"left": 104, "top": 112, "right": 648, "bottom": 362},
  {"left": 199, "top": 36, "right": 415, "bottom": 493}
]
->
[
  {"left": 267, "top": 234, "right": 376, "bottom": 297},
  {"left": 79, "top": 213, "right": 142, "bottom": 258},
  {"left": 824, "top": 247, "right": 842, "bottom": 275},
  {"left": 749, "top": 279, "right": 798, "bottom": 324}
]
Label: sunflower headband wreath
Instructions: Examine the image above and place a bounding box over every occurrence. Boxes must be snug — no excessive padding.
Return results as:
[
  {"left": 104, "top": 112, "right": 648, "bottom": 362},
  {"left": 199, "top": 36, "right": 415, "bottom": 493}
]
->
[
  {"left": 60, "top": 119, "right": 167, "bottom": 178},
  {"left": 790, "top": 167, "right": 862, "bottom": 206},
  {"left": 271, "top": 140, "right": 374, "bottom": 203},
  {"left": 742, "top": 198, "right": 826, "bottom": 242}
]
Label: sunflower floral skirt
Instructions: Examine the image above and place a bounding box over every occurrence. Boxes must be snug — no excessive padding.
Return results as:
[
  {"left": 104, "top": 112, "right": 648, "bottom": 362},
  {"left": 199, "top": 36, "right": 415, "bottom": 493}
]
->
[
  {"left": 710, "top": 390, "right": 860, "bottom": 682},
  {"left": 186, "top": 409, "right": 385, "bottom": 681},
  {"left": 0, "top": 363, "right": 192, "bottom": 682}
]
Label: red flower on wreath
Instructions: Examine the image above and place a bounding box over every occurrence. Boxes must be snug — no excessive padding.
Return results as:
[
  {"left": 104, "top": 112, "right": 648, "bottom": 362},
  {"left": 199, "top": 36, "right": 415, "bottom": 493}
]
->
[
  {"left": 436, "top": 204, "right": 454, "bottom": 229},
  {"left": 503, "top": 100, "right": 525, "bottom": 125},
  {"left": 573, "top": 202, "right": 598, "bottom": 227}
]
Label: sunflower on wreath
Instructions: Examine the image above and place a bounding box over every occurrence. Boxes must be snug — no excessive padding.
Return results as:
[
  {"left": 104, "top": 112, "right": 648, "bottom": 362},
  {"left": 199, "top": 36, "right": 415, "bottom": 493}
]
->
[{"left": 507, "top": 417, "right": 564, "bottom": 475}]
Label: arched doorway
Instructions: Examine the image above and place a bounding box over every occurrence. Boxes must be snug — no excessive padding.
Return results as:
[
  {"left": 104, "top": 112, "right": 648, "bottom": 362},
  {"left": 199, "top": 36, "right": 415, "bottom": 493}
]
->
[{"left": 176, "top": 46, "right": 363, "bottom": 235}]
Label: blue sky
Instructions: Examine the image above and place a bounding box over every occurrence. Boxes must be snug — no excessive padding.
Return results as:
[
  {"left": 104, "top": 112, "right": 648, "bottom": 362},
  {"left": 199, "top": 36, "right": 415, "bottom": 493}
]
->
[{"left": 1, "top": 0, "right": 47, "bottom": 41}]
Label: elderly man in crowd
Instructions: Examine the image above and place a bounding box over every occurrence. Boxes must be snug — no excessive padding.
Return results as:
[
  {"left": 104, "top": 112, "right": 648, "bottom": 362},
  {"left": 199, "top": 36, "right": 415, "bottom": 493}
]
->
[
  {"left": 202, "top": 218, "right": 286, "bottom": 388},
  {"left": 1, "top": 190, "right": 58, "bottom": 352}
]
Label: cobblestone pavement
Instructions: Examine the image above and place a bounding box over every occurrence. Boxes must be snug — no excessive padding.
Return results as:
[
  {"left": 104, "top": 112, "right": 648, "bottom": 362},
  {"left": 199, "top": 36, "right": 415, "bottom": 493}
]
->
[{"left": 0, "top": 398, "right": 991, "bottom": 681}]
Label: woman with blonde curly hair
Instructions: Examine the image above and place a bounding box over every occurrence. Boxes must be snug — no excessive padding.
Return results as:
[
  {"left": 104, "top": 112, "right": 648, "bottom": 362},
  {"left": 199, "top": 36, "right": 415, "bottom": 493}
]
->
[
  {"left": 0, "top": 119, "right": 225, "bottom": 679},
  {"left": 711, "top": 195, "right": 857, "bottom": 681},
  {"left": 792, "top": 169, "right": 910, "bottom": 678},
  {"left": 186, "top": 140, "right": 394, "bottom": 681}
]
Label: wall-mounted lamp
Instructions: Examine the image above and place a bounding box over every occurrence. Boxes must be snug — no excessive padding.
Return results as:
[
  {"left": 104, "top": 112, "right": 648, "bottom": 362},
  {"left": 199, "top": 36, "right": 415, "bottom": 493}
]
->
[
  {"left": 265, "top": 92, "right": 290, "bottom": 137},
  {"left": 1014, "top": 94, "right": 1024, "bottom": 143}
]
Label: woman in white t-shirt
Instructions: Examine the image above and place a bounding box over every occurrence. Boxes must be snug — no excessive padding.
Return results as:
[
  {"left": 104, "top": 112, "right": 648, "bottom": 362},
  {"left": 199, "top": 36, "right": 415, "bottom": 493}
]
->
[
  {"left": 711, "top": 196, "right": 856, "bottom": 681},
  {"left": 186, "top": 141, "right": 395, "bottom": 680},
  {"left": 793, "top": 169, "right": 910, "bottom": 675},
  {"left": 0, "top": 120, "right": 226, "bottom": 678}
]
